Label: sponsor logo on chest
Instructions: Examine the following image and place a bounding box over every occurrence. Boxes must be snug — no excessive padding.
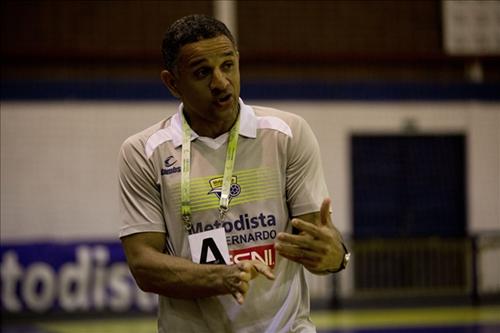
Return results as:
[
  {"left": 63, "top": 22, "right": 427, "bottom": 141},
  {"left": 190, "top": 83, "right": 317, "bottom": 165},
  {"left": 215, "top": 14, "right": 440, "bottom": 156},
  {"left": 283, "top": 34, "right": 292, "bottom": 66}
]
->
[{"left": 161, "top": 156, "right": 181, "bottom": 175}]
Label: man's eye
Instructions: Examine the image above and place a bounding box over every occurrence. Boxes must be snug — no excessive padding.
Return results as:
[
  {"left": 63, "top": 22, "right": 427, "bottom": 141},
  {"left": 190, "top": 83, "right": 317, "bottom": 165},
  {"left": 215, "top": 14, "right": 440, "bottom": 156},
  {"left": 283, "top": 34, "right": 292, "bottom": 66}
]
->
[
  {"left": 195, "top": 68, "right": 209, "bottom": 78},
  {"left": 223, "top": 62, "right": 234, "bottom": 70}
]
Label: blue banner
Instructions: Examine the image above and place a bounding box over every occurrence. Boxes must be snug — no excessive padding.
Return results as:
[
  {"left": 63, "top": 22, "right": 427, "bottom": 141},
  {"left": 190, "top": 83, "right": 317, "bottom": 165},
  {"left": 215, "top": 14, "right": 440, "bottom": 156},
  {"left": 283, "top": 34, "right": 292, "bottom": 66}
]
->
[
  {"left": 1, "top": 241, "right": 157, "bottom": 314},
  {"left": 2, "top": 79, "right": 500, "bottom": 101}
]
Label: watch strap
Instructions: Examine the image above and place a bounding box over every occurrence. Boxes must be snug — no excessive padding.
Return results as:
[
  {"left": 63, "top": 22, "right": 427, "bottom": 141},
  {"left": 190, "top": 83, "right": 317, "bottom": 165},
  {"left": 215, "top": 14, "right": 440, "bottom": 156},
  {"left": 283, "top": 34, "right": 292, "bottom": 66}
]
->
[{"left": 326, "top": 242, "right": 350, "bottom": 273}]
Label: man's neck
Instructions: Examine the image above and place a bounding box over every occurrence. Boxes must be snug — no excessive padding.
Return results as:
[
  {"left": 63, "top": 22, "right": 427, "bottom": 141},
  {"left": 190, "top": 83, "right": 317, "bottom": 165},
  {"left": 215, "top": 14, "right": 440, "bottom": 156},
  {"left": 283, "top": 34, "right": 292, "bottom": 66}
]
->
[
  {"left": 184, "top": 108, "right": 240, "bottom": 139},
  {"left": 191, "top": 120, "right": 233, "bottom": 138}
]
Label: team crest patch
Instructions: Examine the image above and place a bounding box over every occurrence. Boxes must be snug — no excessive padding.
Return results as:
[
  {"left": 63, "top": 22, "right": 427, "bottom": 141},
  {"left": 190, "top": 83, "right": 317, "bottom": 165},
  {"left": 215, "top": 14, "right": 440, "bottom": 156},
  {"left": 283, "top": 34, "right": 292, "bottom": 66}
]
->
[{"left": 208, "top": 176, "right": 241, "bottom": 201}]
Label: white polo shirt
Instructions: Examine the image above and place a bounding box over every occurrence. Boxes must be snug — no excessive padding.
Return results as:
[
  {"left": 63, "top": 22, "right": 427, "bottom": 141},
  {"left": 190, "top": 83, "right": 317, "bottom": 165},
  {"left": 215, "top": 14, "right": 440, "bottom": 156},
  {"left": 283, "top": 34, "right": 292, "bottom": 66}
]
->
[{"left": 119, "top": 99, "right": 329, "bottom": 333}]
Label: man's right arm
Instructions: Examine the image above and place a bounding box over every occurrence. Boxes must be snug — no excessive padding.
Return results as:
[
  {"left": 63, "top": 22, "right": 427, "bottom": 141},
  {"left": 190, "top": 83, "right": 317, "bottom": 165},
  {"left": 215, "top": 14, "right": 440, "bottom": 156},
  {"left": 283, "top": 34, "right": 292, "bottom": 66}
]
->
[{"left": 121, "top": 232, "right": 274, "bottom": 304}]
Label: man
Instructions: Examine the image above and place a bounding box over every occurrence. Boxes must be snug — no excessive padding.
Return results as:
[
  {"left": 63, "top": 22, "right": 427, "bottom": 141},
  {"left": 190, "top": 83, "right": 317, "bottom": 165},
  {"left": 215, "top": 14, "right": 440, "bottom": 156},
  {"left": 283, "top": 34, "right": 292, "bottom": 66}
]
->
[{"left": 119, "top": 14, "right": 349, "bottom": 333}]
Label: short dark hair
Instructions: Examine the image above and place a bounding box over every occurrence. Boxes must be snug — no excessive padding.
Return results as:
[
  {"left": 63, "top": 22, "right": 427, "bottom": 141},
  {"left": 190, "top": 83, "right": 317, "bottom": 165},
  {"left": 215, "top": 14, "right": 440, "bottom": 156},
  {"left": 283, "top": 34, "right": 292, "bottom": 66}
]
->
[{"left": 161, "top": 14, "right": 236, "bottom": 72}]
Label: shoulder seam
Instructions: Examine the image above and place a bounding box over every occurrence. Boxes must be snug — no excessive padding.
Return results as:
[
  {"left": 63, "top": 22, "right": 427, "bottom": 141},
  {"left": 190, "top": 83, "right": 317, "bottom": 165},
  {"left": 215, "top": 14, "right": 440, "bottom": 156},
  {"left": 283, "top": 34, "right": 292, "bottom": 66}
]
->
[
  {"left": 256, "top": 116, "right": 293, "bottom": 138},
  {"left": 145, "top": 128, "right": 173, "bottom": 158}
]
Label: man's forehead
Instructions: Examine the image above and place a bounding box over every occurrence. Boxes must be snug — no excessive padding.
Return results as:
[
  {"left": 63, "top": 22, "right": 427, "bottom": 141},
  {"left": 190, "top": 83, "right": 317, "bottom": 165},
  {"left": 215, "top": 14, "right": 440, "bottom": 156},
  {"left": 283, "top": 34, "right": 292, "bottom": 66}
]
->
[{"left": 179, "top": 35, "right": 237, "bottom": 67}]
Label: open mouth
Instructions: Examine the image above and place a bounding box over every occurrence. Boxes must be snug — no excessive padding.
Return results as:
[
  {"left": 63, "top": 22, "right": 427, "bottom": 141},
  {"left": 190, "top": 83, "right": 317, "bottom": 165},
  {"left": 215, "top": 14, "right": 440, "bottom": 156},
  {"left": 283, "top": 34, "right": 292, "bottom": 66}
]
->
[{"left": 216, "top": 94, "right": 232, "bottom": 104}]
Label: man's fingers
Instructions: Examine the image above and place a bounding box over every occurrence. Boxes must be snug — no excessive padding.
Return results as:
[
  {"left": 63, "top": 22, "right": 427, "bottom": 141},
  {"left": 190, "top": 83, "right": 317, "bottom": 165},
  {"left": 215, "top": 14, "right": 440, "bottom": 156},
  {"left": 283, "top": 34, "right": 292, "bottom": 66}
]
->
[
  {"left": 230, "top": 260, "right": 274, "bottom": 304},
  {"left": 276, "top": 241, "right": 322, "bottom": 261},
  {"left": 232, "top": 291, "right": 245, "bottom": 304},
  {"left": 278, "top": 229, "right": 322, "bottom": 249},
  {"left": 287, "top": 220, "right": 329, "bottom": 241},
  {"left": 278, "top": 251, "right": 321, "bottom": 267},
  {"left": 238, "top": 260, "right": 275, "bottom": 280},
  {"left": 320, "top": 197, "right": 332, "bottom": 226},
  {"left": 225, "top": 264, "right": 251, "bottom": 305},
  {"left": 252, "top": 261, "right": 275, "bottom": 280},
  {"left": 239, "top": 269, "right": 251, "bottom": 282}
]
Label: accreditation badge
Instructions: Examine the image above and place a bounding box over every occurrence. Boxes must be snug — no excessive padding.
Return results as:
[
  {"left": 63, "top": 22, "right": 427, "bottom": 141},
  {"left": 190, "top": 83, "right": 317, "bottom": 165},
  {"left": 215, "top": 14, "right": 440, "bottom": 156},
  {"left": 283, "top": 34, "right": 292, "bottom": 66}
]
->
[{"left": 188, "top": 228, "right": 230, "bottom": 265}]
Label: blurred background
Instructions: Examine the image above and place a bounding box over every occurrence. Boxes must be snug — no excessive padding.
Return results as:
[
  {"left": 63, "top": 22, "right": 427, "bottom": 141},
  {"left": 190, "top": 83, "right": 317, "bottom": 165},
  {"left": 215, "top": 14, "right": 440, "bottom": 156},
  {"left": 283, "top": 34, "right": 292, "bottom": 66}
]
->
[{"left": 1, "top": 1, "right": 499, "bottom": 332}]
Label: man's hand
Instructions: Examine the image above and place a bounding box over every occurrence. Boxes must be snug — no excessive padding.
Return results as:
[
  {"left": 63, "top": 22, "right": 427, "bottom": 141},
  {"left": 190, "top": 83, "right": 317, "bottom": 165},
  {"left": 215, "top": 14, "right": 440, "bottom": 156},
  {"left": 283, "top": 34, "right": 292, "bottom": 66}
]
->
[
  {"left": 223, "top": 260, "right": 275, "bottom": 304},
  {"left": 275, "top": 198, "right": 344, "bottom": 274}
]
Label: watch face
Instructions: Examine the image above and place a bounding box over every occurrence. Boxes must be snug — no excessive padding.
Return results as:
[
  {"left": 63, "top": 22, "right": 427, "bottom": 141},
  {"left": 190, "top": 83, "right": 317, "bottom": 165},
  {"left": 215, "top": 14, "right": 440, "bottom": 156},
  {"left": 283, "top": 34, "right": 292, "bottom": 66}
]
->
[
  {"left": 327, "top": 244, "right": 350, "bottom": 273},
  {"left": 343, "top": 252, "right": 351, "bottom": 268}
]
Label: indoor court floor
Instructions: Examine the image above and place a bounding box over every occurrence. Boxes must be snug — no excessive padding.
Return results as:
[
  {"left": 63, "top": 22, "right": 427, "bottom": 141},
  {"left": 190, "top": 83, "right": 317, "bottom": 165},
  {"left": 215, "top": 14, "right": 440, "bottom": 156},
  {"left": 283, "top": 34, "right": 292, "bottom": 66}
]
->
[{"left": 3, "top": 305, "right": 499, "bottom": 333}]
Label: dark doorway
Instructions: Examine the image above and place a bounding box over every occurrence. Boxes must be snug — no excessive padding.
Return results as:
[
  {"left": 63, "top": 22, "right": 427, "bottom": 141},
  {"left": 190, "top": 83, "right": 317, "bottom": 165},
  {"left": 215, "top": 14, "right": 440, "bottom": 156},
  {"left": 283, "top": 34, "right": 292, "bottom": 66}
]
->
[{"left": 351, "top": 134, "right": 466, "bottom": 239}]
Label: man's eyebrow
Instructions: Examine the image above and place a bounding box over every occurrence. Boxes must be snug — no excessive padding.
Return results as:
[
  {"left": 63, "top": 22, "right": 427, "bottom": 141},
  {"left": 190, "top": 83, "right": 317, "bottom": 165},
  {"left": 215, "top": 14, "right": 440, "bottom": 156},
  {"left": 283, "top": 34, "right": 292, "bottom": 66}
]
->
[
  {"left": 222, "top": 50, "right": 236, "bottom": 57},
  {"left": 188, "top": 51, "right": 236, "bottom": 68},
  {"left": 188, "top": 58, "right": 206, "bottom": 68}
]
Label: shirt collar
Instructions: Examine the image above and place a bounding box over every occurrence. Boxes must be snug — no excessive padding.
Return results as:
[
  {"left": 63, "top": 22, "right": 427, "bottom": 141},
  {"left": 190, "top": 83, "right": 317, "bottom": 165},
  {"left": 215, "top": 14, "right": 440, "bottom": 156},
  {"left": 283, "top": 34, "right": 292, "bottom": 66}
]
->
[{"left": 170, "top": 98, "right": 257, "bottom": 148}]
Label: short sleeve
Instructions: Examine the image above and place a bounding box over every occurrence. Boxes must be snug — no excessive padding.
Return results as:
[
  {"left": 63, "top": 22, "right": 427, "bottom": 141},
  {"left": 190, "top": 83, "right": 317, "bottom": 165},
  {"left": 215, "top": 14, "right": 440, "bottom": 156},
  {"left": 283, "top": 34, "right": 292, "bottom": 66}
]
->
[
  {"left": 118, "top": 136, "right": 165, "bottom": 238},
  {"left": 286, "top": 116, "right": 329, "bottom": 216}
]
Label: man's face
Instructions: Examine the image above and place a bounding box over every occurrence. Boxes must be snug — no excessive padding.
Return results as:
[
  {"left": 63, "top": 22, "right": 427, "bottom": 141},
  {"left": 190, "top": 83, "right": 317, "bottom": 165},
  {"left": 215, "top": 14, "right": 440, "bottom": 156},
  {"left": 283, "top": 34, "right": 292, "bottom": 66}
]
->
[{"left": 171, "top": 35, "right": 240, "bottom": 127}]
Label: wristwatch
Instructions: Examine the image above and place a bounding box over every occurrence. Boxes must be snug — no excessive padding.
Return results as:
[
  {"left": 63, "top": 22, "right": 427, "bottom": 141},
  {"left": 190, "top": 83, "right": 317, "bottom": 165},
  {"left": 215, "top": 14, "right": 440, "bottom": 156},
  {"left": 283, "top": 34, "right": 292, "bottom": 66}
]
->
[{"left": 326, "top": 243, "right": 350, "bottom": 273}]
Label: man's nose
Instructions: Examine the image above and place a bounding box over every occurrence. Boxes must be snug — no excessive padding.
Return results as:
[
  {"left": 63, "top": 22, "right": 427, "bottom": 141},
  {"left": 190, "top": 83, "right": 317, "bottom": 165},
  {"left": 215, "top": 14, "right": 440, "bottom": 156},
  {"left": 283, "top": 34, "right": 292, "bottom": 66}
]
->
[{"left": 210, "top": 68, "right": 228, "bottom": 92}]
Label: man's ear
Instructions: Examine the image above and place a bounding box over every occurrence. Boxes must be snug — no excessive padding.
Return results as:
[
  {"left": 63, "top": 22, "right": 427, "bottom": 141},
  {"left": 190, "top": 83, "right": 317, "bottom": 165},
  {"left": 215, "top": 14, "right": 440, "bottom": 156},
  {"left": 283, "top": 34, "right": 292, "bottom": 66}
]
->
[{"left": 160, "top": 70, "right": 181, "bottom": 98}]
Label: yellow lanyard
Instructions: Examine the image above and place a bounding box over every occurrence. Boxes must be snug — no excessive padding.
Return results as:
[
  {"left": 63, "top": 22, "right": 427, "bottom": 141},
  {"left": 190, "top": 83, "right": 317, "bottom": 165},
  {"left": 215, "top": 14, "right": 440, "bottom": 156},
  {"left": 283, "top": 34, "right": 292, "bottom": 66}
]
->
[{"left": 181, "top": 112, "right": 240, "bottom": 231}]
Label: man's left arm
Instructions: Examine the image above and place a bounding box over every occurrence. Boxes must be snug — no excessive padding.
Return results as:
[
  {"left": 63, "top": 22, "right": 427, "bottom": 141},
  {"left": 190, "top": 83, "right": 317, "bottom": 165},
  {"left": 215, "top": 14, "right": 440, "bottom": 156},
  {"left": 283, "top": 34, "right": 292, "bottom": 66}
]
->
[{"left": 275, "top": 197, "right": 348, "bottom": 275}]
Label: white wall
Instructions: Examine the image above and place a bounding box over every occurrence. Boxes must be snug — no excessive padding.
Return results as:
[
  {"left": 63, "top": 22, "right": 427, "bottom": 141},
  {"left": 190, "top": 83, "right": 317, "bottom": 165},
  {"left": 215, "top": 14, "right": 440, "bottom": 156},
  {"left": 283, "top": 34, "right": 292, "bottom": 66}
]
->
[{"left": 1, "top": 102, "right": 174, "bottom": 241}]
